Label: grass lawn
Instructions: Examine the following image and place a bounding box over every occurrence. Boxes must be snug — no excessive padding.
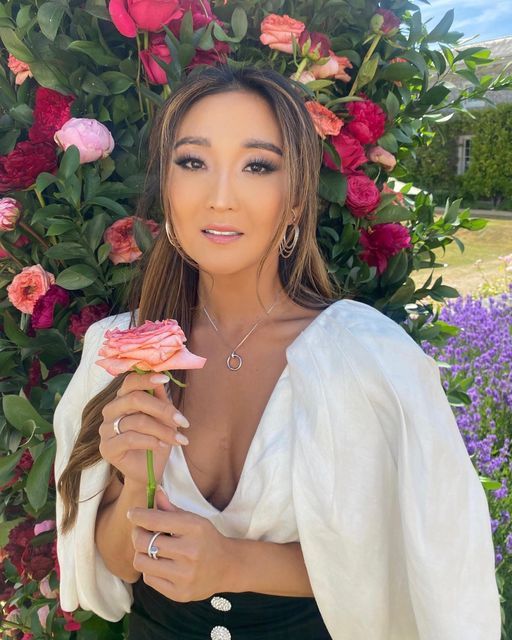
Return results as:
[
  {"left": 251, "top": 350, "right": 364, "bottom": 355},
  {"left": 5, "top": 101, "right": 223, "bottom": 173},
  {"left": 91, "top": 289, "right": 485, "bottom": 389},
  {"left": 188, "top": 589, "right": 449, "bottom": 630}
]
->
[{"left": 411, "top": 218, "right": 512, "bottom": 297}]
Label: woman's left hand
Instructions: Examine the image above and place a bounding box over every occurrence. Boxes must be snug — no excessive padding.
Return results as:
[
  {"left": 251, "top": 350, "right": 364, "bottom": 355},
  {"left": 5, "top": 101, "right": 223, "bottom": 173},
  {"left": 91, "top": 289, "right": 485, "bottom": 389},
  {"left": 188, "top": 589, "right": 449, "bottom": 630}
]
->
[{"left": 127, "top": 487, "right": 234, "bottom": 602}]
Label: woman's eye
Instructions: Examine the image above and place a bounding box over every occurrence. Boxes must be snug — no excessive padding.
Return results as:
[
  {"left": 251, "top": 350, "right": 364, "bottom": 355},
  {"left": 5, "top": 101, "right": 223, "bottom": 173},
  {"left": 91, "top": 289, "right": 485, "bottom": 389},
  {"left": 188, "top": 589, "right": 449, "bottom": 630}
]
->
[
  {"left": 245, "top": 160, "right": 277, "bottom": 174},
  {"left": 175, "top": 156, "right": 203, "bottom": 170},
  {"left": 174, "top": 156, "right": 278, "bottom": 174}
]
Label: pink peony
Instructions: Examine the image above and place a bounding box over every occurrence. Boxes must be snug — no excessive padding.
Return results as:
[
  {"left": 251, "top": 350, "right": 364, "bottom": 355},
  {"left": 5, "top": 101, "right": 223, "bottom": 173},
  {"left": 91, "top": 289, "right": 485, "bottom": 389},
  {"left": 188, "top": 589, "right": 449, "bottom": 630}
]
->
[
  {"left": 69, "top": 302, "right": 110, "bottom": 339},
  {"left": 7, "top": 265, "right": 55, "bottom": 314},
  {"left": 96, "top": 319, "right": 207, "bottom": 375},
  {"left": 7, "top": 54, "right": 33, "bottom": 85},
  {"left": 54, "top": 118, "right": 114, "bottom": 164},
  {"left": 108, "top": 0, "right": 184, "bottom": 37},
  {"left": 37, "top": 604, "right": 50, "bottom": 630},
  {"left": 259, "top": 14, "right": 306, "bottom": 54},
  {"left": 345, "top": 173, "right": 381, "bottom": 218},
  {"left": 0, "top": 197, "right": 22, "bottom": 231},
  {"left": 104, "top": 216, "right": 160, "bottom": 264},
  {"left": 305, "top": 101, "right": 343, "bottom": 139},
  {"left": 359, "top": 222, "right": 412, "bottom": 274},
  {"left": 323, "top": 132, "right": 367, "bottom": 174},
  {"left": 31, "top": 284, "right": 70, "bottom": 329},
  {"left": 366, "top": 145, "right": 397, "bottom": 172},
  {"left": 345, "top": 99, "right": 387, "bottom": 145}
]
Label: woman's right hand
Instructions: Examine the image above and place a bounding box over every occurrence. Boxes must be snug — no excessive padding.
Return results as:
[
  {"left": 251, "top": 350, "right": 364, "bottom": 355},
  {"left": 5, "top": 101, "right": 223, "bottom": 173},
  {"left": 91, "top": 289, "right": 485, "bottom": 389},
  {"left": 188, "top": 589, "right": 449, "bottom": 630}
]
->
[{"left": 99, "top": 372, "right": 190, "bottom": 488}]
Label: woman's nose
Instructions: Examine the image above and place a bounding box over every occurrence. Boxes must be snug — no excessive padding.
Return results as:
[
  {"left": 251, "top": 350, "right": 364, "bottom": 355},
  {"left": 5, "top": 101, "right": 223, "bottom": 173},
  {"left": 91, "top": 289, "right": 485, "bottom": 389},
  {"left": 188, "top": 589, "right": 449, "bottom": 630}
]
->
[{"left": 207, "top": 169, "right": 238, "bottom": 212}]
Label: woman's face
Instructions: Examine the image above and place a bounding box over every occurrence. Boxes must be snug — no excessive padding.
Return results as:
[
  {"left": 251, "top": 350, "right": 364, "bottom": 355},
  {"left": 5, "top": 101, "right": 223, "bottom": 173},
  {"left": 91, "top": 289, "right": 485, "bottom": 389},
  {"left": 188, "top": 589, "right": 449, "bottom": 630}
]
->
[{"left": 166, "top": 90, "right": 288, "bottom": 276}]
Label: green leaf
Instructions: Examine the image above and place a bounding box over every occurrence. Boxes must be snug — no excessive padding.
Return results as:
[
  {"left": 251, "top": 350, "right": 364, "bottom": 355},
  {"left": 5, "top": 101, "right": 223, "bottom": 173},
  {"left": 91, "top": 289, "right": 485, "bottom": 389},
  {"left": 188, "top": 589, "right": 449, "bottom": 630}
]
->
[
  {"left": 45, "top": 242, "right": 91, "bottom": 260},
  {"left": 380, "top": 62, "right": 418, "bottom": 82},
  {"left": 97, "top": 242, "right": 111, "bottom": 264},
  {"left": 419, "top": 85, "right": 450, "bottom": 107},
  {"left": 85, "top": 197, "right": 128, "bottom": 217},
  {"left": 0, "top": 27, "right": 35, "bottom": 62},
  {"left": 67, "top": 40, "right": 119, "bottom": 66},
  {"left": 377, "top": 132, "right": 398, "bottom": 154},
  {"left": 29, "top": 60, "right": 69, "bottom": 93},
  {"left": 319, "top": 170, "right": 347, "bottom": 206},
  {"left": 0, "top": 129, "right": 19, "bottom": 154},
  {"left": 179, "top": 9, "right": 194, "bottom": 42},
  {"left": 83, "top": 214, "right": 107, "bottom": 251},
  {"left": 37, "top": 2, "right": 65, "bottom": 41},
  {"left": 46, "top": 219, "right": 76, "bottom": 236},
  {"left": 2, "top": 396, "right": 53, "bottom": 436},
  {"left": 59, "top": 145, "right": 80, "bottom": 180},
  {"left": 3, "top": 312, "right": 31, "bottom": 347},
  {"left": 82, "top": 71, "right": 110, "bottom": 96},
  {"left": 56, "top": 264, "right": 98, "bottom": 290},
  {"left": 479, "top": 476, "right": 501, "bottom": 491},
  {"left": 25, "top": 441, "right": 56, "bottom": 510},
  {"left": 385, "top": 92, "right": 400, "bottom": 120},
  {"left": 425, "top": 9, "right": 454, "bottom": 43},
  {"left": 231, "top": 7, "right": 248, "bottom": 39},
  {"left": 0, "top": 450, "right": 23, "bottom": 486},
  {"left": 108, "top": 265, "right": 135, "bottom": 285},
  {"left": 9, "top": 103, "right": 33, "bottom": 127},
  {"left": 35, "top": 172, "right": 59, "bottom": 192},
  {"left": 100, "top": 71, "right": 133, "bottom": 94},
  {"left": 443, "top": 198, "right": 462, "bottom": 224}
]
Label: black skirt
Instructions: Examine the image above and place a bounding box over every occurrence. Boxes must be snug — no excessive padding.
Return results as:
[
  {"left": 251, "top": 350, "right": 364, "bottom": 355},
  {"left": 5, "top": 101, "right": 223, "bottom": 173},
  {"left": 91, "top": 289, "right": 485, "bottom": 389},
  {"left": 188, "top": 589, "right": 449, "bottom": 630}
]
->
[{"left": 128, "top": 576, "right": 333, "bottom": 639}]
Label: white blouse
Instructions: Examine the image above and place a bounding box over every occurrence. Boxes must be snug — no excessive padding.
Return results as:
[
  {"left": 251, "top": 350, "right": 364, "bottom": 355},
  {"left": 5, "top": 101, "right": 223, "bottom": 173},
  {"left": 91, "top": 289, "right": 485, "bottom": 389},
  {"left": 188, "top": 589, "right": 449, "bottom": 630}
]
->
[{"left": 54, "top": 298, "right": 501, "bottom": 639}]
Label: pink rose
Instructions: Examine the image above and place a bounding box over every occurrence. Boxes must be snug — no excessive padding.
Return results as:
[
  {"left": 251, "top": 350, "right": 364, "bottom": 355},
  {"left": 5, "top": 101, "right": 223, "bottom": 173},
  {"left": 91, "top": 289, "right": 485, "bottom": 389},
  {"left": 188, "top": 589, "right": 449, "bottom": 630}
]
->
[
  {"left": 309, "top": 51, "right": 353, "bottom": 82},
  {"left": 104, "top": 216, "right": 160, "bottom": 264},
  {"left": 305, "top": 101, "right": 343, "bottom": 139},
  {"left": 0, "top": 197, "right": 22, "bottom": 231},
  {"left": 7, "top": 54, "right": 33, "bottom": 85},
  {"left": 345, "top": 173, "right": 381, "bottom": 218},
  {"left": 140, "top": 33, "right": 171, "bottom": 84},
  {"left": 259, "top": 14, "right": 306, "bottom": 54},
  {"left": 54, "top": 118, "right": 114, "bottom": 164},
  {"left": 31, "top": 284, "right": 70, "bottom": 329},
  {"left": 39, "top": 576, "right": 58, "bottom": 599},
  {"left": 366, "top": 145, "right": 397, "bottom": 172},
  {"left": 323, "top": 132, "right": 367, "bottom": 174},
  {"left": 34, "top": 520, "right": 56, "bottom": 536},
  {"left": 108, "top": 0, "right": 184, "bottom": 37},
  {"left": 345, "top": 99, "right": 387, "bottom": 145},
  {"left": 69, "top": 302, "right": 110, "bottom": 339},
  {"left": 359, "top": 223, "right": 412, "bottom": 274},
  {"left": 7, "top": 265, "right": 56, "bottom": 314},
  {"left": 96, "top": 319, "right": 207, "bottom": 375}
]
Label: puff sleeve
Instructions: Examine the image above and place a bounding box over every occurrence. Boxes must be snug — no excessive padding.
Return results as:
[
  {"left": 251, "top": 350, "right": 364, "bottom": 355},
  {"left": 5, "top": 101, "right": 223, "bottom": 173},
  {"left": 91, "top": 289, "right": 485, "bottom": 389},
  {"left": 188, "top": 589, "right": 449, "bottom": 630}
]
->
[
  {"left": 54, "top": 316, "right": 133, "bottom": 621},
  {"left": 290, "top": 299, "right": 501, "bottom": 639}
]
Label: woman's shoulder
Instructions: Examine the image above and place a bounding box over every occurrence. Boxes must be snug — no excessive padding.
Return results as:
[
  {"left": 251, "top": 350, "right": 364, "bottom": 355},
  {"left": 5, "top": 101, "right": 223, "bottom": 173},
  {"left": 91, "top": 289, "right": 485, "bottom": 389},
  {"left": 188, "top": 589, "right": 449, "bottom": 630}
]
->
[{"left": 292, "top": 297, "right": 431, "bottom": 372}]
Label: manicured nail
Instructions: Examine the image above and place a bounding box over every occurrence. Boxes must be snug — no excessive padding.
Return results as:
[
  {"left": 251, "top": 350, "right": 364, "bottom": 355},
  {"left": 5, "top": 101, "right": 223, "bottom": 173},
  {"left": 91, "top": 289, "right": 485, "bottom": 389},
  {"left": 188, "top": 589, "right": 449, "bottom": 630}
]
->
[
  {"left": 176, "top": 433, "right": 189, "bottom": 445},
  {"left": 173, "top": 412, "right": 190, "bottom": 429},
  {"left": 150, "top": 373, "right": 169, "bottom": 384}
]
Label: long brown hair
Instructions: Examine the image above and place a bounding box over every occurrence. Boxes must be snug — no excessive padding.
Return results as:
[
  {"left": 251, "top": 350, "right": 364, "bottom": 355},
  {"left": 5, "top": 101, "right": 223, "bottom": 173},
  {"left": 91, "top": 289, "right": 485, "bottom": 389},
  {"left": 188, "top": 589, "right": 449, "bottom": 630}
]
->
[{"left": 58, "top": 63, "right": 346, "bottom": 534}]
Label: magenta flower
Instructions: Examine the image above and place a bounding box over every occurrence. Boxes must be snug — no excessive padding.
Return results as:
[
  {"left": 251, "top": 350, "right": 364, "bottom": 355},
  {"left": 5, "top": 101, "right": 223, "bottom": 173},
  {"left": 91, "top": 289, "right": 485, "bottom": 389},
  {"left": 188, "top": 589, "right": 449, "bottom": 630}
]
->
[{"left": 31, "top": 284, "right": 70, "bottom": 329}]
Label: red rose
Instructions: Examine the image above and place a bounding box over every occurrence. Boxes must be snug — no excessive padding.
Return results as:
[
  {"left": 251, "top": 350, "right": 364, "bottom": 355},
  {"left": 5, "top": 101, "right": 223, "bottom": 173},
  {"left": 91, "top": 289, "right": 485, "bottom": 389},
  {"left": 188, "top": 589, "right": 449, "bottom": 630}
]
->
[
  {"left": 28, "top": 87, "right": 75, "bottom": 144},
  {"left": 31, "top": 284, "right": 70, "bottom": 330},
  {"left": 298, "top": 30, "right": 331, "bottom": 61},
  {"left": 22, "top": 541, "right": 55, "bottom": 581},
  {"left": 4, "top": 519, "right": 35, "bottom": 576},
  {"left": 345, "top": 173, "right": 381, "bottom": 218},
  {"left": 140, "top": 33, "right": 172, "bottom": 84},
  {"left": 359, "top": 222, "right": 412, "bottom": 274},
  {"left": 0, "top": 141, "right": 57, "bottom": 193},
  {"left": 371, "top": 9, "right": 401, "bottom": 36},
  {"left": 188, "top": 40, "right": 231, "bottom": 69},
  {"left": 323, "top": 132, "right": 367, "bottom": 174},
  {"left": 69, "top": 302, "right": 110, "bottom": 339},
  {"left": 345, "top": 99, "right": 386, "bottom": 145}
]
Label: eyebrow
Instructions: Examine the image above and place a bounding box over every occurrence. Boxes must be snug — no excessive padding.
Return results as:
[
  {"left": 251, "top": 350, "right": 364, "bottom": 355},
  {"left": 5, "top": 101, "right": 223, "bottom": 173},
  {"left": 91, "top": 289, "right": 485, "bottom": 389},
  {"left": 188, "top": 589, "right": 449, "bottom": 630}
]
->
[{"left": 173, "top": 136, "right": 283, "bottom": 156}]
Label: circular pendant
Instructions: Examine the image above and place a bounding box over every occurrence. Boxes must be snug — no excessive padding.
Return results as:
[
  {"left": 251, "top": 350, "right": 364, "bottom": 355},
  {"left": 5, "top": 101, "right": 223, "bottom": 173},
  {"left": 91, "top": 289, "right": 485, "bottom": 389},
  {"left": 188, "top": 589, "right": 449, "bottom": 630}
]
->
[{"left": 226, "top": 352, "right": 242, "bottom": 371}]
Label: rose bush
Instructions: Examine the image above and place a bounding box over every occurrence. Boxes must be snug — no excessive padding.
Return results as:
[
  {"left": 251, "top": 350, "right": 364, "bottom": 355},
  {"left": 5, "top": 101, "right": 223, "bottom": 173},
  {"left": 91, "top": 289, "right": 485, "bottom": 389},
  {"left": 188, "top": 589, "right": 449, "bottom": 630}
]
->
[{"left": 1, "top": 0, "right": 512, "bottom": 637}]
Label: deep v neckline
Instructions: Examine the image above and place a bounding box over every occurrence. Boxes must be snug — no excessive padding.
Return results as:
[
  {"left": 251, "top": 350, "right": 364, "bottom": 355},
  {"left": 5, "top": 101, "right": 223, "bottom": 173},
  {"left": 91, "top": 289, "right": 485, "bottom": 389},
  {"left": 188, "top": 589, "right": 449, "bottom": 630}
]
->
[{"left": 173, "top": 302, "right": 334, "bottom": 516}]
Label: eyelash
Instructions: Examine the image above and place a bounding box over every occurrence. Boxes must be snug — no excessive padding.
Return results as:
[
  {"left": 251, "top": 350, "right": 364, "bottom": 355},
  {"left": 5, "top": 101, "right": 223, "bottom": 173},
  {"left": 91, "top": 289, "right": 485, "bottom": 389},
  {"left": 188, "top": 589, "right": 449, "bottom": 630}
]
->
[{"left": 173, "top": 154, "right": 279, "bottom": 175}]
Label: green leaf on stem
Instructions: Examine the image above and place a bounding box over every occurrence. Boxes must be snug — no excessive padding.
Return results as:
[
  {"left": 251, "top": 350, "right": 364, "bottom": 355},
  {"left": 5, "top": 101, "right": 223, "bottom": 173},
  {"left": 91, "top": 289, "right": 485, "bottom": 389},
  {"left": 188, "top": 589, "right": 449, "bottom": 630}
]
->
[
  {"left": 25, "top": 441, "right": 56, "bottom": 510},
  {"left": 3, "top": 395, "right": 53, "bottom": 436}
]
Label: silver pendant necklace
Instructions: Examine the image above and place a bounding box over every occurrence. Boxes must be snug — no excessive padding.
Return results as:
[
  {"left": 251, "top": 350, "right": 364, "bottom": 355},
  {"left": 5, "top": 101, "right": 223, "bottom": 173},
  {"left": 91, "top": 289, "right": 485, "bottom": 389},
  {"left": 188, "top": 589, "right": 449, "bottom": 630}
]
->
[{"left": 202, "top": 294, "right": 282, "bottom": 371}]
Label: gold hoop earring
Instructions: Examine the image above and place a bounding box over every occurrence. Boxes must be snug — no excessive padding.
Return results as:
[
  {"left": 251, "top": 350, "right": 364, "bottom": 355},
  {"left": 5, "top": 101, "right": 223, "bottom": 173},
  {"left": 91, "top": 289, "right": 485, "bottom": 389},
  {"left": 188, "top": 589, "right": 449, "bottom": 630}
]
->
[
  {"left": 165, "top": 220, "right": 179, "bottom": 249},
  {"left": 279, "top": 210, "right": 300, "bottom": 259}
]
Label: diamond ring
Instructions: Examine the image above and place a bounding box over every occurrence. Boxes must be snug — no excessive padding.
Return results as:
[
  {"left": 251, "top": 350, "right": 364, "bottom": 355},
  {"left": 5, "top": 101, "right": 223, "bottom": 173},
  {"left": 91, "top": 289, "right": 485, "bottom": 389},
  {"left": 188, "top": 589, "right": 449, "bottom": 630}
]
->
[{"left": 147, "top": 531, "right": 163, "bottom": 560}]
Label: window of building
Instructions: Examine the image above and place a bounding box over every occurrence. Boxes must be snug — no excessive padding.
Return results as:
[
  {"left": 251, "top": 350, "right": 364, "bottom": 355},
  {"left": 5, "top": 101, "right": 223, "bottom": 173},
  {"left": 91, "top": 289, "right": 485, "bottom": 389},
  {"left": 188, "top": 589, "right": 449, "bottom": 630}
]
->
[{"left": 457, "top": 135, "right": 472, "bottom": 175}]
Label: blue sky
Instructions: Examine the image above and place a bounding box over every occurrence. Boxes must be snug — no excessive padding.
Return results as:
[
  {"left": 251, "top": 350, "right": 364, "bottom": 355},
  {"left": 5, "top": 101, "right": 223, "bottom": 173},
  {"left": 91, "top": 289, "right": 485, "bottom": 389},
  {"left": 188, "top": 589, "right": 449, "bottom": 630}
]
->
[{"left": 420, "top": 0, "right": 512, "bottom": 43}]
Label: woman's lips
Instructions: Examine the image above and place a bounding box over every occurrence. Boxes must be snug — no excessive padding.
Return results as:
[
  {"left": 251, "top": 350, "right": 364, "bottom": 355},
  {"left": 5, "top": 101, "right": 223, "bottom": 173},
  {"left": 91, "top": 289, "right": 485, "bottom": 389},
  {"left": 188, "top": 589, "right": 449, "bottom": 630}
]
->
[{"left": 201, "top": 230, "right": 243, "bottom": 244}]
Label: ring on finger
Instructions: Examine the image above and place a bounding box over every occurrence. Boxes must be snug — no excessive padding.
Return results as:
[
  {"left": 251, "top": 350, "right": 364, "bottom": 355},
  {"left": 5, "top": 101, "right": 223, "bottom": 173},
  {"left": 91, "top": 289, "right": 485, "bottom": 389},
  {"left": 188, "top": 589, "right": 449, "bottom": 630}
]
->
[{"left": 113, "top": 415, "right": 126, "bottom": 436}]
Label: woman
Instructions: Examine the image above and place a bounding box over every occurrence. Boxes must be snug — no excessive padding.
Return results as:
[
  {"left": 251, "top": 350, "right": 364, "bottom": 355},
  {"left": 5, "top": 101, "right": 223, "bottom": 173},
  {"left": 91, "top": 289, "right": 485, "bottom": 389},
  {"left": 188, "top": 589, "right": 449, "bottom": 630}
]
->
[{"left": 54, "top": 65, "right": 500, "bottom": 640}]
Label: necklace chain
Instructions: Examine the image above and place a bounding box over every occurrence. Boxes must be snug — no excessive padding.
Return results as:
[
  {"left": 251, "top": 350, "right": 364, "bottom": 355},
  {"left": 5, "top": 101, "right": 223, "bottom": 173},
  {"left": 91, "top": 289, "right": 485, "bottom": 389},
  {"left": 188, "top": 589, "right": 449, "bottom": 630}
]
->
[{"left": 202, "top": 294, "right": 282, "bottom": 371}]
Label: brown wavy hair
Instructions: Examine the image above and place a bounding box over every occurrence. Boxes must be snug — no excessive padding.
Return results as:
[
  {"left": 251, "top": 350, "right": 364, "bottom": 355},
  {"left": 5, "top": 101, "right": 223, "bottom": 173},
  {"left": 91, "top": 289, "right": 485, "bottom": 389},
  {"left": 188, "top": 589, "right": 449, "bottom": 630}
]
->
[{"left": 57, "top": 63, "right": 346, "bottom": 534}]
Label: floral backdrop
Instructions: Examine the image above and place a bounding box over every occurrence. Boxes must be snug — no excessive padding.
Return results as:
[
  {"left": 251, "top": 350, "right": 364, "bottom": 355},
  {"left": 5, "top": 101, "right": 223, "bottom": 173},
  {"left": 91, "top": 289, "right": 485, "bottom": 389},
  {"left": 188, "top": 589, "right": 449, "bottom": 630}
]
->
[{"left": 0, "top": 0, "right": 511, "bottom": 637}]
